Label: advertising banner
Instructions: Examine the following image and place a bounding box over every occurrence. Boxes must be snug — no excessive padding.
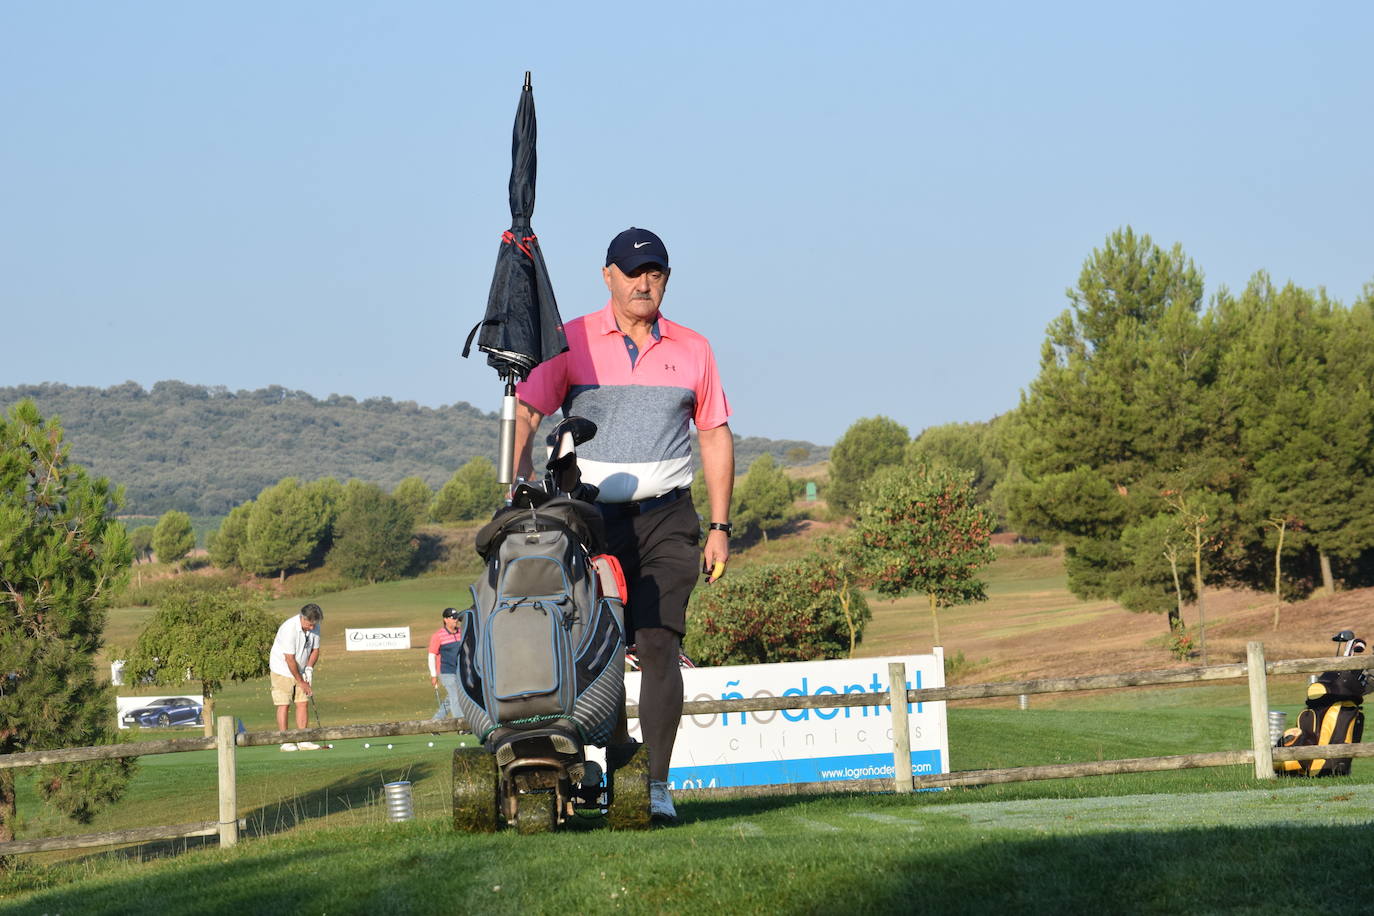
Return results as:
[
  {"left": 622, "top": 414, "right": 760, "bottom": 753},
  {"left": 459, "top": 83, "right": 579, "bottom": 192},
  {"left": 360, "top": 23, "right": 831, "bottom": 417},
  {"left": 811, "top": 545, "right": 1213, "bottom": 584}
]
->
[
  {"left": 116, "top": 694, "right": 205, "bottom": 729},
  {"left": 344, "top": 627, "right": 411, "bottom": 651},
  {"left": 624, "top": 652, "right": 947, "bottom": 790}
]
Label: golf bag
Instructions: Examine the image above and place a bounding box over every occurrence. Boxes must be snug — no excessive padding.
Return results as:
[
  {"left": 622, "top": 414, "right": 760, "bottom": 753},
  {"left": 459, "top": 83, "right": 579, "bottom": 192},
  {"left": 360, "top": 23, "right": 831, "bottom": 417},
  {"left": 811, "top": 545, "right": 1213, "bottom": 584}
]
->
[
  {"left": 1276, "top": 668, "right": 1367, "bottom": 777},
  {"left": 453, "top": 496, "right": 628, "bottom": 763}
]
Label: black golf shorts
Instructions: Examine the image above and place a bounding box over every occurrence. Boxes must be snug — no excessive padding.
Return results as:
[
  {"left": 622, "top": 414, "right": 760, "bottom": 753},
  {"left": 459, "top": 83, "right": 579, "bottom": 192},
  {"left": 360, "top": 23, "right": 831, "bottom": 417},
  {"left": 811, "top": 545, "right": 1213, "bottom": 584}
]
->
[{"left": 601, "top": 493, "right": 701, "bottom": 641}]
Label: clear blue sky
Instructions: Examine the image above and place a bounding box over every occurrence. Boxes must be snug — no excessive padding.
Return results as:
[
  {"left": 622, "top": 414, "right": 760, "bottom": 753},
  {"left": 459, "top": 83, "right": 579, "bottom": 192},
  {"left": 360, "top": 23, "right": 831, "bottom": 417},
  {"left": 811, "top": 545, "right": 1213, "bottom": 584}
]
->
[{"left": 4, "top": 2, "right": 1372, "bottom": 445}]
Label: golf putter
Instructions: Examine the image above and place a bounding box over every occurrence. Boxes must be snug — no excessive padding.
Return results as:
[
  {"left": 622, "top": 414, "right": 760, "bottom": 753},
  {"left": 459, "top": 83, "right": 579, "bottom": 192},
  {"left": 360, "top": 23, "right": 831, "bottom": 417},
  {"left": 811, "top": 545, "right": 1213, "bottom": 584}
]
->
[{"left": 309, "top": 694, "right": 332, "bottom": 748}]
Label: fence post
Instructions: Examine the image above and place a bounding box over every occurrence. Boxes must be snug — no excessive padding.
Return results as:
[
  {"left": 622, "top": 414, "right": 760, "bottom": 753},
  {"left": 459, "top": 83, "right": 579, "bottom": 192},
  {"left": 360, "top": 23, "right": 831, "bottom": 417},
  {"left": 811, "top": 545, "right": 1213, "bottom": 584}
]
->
[
  {"left": 1246, "top": 641, "right": 1275, "bottom": 780},
  {"left": 216, "top": 715, "right": 239, "bottom": 847},
  {"left": 888, "top": 662, "right": 913, "bottom": 794}
]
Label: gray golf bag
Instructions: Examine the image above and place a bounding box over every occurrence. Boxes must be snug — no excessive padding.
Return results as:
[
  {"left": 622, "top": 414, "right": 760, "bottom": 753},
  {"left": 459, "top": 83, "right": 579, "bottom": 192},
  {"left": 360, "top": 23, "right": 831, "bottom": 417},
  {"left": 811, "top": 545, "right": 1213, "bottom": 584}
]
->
[{"left": 453, "top": 495, "right": 627, "bottom": 766}]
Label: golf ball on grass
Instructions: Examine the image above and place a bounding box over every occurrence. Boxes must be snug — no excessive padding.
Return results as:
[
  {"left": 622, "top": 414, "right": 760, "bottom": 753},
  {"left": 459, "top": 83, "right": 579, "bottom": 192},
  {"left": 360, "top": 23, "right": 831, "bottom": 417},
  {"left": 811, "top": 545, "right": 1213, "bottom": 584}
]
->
[
  {"left": 427, "top": 741, "right": 434, "bottom": 748},
  {"left": 364, "top": 743, "right": 370, "bottom": 749},
  {"left": 387, "top": 744, "right": 394, "bottom": 750}
]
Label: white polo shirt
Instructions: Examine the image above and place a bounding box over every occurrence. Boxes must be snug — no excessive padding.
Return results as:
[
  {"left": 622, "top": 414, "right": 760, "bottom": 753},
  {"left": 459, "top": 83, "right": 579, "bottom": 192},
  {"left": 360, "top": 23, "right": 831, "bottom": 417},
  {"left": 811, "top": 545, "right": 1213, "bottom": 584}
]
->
[{"left": 269, "top": 614, "right": 320, "bottom": 678}]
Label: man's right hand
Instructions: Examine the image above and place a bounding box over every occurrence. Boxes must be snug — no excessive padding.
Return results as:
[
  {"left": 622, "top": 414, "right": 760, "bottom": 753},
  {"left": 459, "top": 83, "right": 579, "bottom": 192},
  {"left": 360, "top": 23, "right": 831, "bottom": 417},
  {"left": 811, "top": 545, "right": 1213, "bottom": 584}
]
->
[{"left": 298, "top": 680, "right": 313, "bottom": 697}]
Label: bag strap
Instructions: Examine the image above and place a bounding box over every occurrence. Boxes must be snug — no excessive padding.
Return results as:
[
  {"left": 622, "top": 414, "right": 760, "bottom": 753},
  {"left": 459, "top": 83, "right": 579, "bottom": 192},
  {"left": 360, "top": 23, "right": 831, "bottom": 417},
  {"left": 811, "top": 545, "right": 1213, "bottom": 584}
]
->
[{"left": 590, "top": 554, "right": 628, "bottom": 603}]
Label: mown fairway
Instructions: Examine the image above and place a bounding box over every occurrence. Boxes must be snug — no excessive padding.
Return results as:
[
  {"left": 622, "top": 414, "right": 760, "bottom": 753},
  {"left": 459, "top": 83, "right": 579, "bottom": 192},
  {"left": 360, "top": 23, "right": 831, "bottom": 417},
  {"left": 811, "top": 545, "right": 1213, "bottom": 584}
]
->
[
  {"left": 8, "top": 776, "right": 1374, "bottom": 915},
  {"left": 5, "top": 550, "right": 1371, "bottom": 912}
]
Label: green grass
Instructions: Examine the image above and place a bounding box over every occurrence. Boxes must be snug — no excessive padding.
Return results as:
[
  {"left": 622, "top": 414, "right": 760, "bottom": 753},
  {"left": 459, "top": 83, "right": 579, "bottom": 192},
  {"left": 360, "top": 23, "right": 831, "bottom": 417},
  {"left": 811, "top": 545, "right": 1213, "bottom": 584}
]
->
[
  {"left": 10, "top": 550, "right": 1370, "bottom": 911},
  {"left": 8, "top": 696, "right": 1374, "bottom": 913},
  {"left": 8, "top": 779, "right": 1374, "bottom": 914}
]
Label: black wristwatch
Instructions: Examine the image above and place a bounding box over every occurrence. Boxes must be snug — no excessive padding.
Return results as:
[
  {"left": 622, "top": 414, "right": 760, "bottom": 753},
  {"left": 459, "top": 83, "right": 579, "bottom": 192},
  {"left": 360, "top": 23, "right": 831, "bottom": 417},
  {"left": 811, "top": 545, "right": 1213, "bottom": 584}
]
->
[{"left": 708, "top": 522, "right": 733, "bottom": 536}]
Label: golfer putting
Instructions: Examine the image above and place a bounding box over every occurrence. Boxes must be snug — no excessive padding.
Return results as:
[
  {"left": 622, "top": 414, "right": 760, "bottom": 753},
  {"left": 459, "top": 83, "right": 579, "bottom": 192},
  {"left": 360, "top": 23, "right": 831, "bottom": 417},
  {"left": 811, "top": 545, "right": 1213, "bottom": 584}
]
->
[{"left": 271, "top": 603, "right": 324, "bottom": 752}]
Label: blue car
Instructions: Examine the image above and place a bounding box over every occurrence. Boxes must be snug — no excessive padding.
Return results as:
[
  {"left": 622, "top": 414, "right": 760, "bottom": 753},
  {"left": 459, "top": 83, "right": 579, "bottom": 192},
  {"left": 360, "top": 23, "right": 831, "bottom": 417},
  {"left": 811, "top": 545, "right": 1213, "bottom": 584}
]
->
[{"left": 122, "top": 697, "right": 203, "bottom": 728}]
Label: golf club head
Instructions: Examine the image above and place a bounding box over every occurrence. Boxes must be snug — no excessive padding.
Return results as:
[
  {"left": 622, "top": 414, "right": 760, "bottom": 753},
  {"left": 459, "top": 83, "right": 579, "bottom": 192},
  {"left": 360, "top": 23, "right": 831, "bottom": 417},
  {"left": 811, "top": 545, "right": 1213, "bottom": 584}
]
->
[
  {"left": 1333, "top": 630, "right": 1356, "bottom": 643},
  {"left": 546, "top": 415, "right": 597, "bottom": 450},
  {"left": 510, "top": 479, "right": 552, "bottom": 509}
]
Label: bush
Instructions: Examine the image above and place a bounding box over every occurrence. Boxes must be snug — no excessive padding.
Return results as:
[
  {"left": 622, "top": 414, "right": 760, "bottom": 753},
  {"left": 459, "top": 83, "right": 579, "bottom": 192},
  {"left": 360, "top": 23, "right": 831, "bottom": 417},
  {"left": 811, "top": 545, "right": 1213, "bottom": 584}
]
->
[
  {"left": 278, "top": 567, "right": 355, "bottom": 598},
  {"left": 118, "top": 571, "right": 246, "bottom": 607},
  {"left": 995, "top": 540, "right": 1055, "bottom": 559},
  {"left": 943, "top": 650, "right": 989, "bottom": 680},
  {"left": 686, "top": 555, "right": 870, "bottom": 665}
]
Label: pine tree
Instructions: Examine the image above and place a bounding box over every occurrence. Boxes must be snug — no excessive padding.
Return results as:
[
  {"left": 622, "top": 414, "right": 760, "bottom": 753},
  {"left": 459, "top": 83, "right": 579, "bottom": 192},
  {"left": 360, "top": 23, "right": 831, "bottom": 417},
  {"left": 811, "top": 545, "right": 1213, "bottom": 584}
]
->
[
  {"left": 129, "top": 525, "right": 155, "bottom": 563},
  {"left": 431, "top": 458, "right": 505, "bottom": 522},
  {"left": 328, "top": 483, "right": 417, "bottom": 583},
  {"left": 826, "top": 416, "right": 909, "bottom": 515},
  {"left": 243, "top": 478, "right": 328, "bottom": 580},
  {"left": 733, "top": 454, "right": 793, "bottom": 542},
  {"left": 391, "top": 476, "right": 433, "bottom": 525},
  {"left": 0, "top": 401, "right": 135, "bottom": 844},
  {"left": 152, "top": 509, "right": 195, "bottom": 569},
  {"left": 1011, "top": 227, "right": 1219, "bottom": 622},
  {"left": 208, "top": 501, "right": 253, "bottom": 569}
]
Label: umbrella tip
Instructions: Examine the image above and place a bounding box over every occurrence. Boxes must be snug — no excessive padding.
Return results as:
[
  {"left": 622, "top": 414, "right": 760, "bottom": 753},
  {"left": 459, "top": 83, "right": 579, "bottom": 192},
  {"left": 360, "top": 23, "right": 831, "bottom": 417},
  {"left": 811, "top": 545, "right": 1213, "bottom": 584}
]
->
[{"left": 524, "top": 71, "right": 531, "bottom": 90}]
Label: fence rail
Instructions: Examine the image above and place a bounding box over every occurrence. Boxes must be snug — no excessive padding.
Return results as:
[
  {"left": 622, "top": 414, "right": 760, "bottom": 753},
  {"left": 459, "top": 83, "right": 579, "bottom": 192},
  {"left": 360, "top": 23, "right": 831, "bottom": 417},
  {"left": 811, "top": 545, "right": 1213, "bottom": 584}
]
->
[{"left": 2, "top": 643, "right": 1369, "bottom": 857}]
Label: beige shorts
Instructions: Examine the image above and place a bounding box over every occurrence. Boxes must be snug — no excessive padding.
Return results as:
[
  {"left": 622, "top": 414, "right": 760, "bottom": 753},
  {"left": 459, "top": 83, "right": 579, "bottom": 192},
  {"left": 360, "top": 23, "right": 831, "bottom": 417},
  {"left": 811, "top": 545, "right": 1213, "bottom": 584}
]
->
[{"left": 270, "top": 672, "right": 310, "bottom": 707}]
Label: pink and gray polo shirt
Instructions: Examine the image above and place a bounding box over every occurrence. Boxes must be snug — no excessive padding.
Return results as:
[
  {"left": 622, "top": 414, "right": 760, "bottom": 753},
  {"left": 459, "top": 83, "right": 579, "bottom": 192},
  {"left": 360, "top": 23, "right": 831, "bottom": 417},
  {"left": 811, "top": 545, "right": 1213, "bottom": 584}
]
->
[{"left": 517, "top": 301, "right": 731, "bottom": 503}]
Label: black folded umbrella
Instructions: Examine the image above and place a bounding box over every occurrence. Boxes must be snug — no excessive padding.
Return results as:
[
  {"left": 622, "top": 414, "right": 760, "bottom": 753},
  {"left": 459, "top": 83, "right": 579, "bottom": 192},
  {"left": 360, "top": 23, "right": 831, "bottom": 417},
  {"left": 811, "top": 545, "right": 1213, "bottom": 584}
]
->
[{"left": 463, "top": 72, "right": 568, "bottom": 483}]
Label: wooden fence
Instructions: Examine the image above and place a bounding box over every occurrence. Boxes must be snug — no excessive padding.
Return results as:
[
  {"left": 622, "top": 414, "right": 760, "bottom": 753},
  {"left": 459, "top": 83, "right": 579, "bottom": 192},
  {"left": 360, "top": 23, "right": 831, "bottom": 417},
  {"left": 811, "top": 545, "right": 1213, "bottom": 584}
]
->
[{"left": 2, "top": 641, "right": 1369, "bottom": 856}]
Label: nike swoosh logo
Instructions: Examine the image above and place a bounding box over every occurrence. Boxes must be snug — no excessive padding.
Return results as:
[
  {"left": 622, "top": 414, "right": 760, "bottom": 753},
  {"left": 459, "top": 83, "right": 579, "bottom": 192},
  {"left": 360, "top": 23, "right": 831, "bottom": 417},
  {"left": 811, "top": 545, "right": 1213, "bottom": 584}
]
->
[{"left": 633, "top": 241, "right": 651, "bottom": 248}]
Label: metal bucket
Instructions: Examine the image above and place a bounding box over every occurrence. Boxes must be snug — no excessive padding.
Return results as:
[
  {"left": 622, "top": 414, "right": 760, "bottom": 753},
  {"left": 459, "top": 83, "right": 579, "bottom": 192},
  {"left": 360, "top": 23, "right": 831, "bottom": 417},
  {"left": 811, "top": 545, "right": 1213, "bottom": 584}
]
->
[
  {"left": 383, "top": 781, "right": 415, "bottom": 822},
  {"left": 1017, "top": 694, "right": 1029, "bottom": 711},
  {"left": 1268, "top": 710, "right": 1287, "bottom": 746}
]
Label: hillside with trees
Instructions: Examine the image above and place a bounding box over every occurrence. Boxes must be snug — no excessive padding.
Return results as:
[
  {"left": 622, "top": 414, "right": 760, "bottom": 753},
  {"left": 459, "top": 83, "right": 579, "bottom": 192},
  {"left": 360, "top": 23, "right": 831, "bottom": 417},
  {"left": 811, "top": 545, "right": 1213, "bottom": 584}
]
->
[
  {"left": 816, "top": 227, "right": 1374, "bottom": 637},
  {"left": 0, "top": 381, "right": 826, "bottom": 516}
]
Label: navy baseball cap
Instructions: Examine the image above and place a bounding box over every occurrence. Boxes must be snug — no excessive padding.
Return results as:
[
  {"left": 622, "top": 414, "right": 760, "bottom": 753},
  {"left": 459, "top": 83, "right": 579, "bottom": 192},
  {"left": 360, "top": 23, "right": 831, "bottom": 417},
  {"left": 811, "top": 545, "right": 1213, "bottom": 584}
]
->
[{"left": 605, "top": 227, "right": 669, "bottom": 273}]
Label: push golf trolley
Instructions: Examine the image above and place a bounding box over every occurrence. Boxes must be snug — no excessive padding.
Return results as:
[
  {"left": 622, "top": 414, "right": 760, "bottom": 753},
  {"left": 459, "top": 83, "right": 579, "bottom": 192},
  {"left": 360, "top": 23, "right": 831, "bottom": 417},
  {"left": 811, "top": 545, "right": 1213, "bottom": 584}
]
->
[
  {"left": 449, "top": 416, "right": 652, "bottom": 832},
  {"left": 1274, "top": 629, "right": 1369, "bottom": 777}
]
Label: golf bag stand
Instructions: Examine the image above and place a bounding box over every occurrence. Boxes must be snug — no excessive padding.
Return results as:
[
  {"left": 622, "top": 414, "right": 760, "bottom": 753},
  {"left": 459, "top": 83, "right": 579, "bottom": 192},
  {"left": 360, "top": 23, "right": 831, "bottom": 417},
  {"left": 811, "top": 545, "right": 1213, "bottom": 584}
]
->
[
  {"left": 1275, "top": 630, "right": 1368, "bottom": 777},
  {"left": 450, "top": 416, "right": 652, "bottom": 833}
]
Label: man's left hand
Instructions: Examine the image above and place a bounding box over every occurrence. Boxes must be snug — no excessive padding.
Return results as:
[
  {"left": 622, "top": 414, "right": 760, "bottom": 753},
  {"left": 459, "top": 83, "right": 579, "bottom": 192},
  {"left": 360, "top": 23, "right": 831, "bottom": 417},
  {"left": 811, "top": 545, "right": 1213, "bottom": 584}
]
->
[{"left": 703, "top": 530, "right": 729, "bottom": 583}]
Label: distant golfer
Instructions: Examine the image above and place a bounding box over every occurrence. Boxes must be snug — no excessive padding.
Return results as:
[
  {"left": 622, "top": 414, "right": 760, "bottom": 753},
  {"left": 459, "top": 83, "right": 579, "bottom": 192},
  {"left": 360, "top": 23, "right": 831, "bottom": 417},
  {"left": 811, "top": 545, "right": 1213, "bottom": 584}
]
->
[
  {"left": 514, "top": 227, "right": 734, "bottom": 824},
  {"left": 271, "top": 603, "right": 323, "bottom": 752},
  {"left": 428, "top": 608, "right": 463, "bottom": 720}
]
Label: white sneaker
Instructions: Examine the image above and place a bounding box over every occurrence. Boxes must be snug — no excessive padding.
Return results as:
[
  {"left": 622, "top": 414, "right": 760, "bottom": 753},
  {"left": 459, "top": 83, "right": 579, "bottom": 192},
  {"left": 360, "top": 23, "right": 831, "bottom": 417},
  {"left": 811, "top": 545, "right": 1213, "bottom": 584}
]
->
[
  {"left": 297, "top": 741, "right": 321, "bottom": 751},
  {"left": 648, "top": 780, "right": 677, "bottom": 824},
  {"left": 280, "top": 743, "right": 299, "bottom": 752}
]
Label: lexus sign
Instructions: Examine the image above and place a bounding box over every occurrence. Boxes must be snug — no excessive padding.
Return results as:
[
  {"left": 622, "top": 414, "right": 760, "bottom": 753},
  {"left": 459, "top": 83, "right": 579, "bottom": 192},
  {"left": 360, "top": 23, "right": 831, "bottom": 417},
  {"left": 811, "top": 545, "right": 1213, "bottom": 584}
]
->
[{"left": 344, "top": 627, "right": 411, "bottom": 651}]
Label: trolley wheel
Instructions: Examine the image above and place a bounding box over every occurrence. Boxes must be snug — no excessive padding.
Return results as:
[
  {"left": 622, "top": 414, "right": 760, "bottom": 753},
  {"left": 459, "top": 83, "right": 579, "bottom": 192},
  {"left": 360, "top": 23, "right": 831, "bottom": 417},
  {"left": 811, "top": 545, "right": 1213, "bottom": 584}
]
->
[
  {"left": 514, "top": 791, "right": 557, "bottom": 834},
  {"left": 452, "top": 747, "right": 499, "bottom": 833},
  {"left": 607, "top": 742, "right": 651, "bottom": 830}
]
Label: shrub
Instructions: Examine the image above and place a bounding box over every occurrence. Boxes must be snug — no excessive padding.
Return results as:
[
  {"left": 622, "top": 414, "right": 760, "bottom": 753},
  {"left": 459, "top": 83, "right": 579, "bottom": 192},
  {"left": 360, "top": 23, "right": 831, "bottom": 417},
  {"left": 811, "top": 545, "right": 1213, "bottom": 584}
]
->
[
  {"left": 118, "top": 570, "right": 246, "bottom": 607},
  {"left": 686, "top": 555, "right": 870, "bottom": 666}
]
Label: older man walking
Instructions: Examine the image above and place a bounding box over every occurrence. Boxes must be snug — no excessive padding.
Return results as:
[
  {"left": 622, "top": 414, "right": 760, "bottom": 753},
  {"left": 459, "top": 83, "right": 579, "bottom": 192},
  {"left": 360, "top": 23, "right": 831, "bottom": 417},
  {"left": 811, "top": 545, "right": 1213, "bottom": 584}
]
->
[{"left": 514, "top": 227, "right": 734, "bottom": 824}]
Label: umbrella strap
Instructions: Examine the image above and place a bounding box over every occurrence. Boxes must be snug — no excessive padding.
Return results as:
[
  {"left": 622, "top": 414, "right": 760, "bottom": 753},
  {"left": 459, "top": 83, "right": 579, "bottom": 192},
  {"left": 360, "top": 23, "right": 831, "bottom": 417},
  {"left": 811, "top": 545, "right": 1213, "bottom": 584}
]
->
[
  {"left": 462, "top": 319, "right": 498, "bottom": 358},
  {"left": 501, "top": 229, "right": 538, "bottom": 259}
]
